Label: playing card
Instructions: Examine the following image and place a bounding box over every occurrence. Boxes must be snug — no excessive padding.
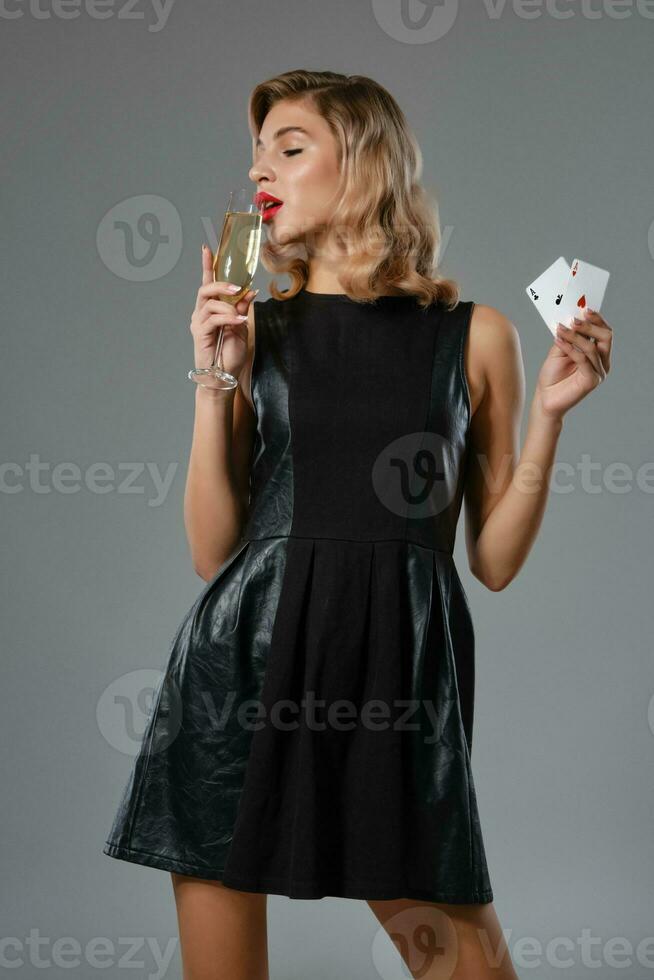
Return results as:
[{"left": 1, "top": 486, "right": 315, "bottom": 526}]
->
[
  {"left": 525, "top": 256, "right": 570, "bottom": 336},
  {"left": 559, "top": 258, "right": 610, "bottom": 322}
]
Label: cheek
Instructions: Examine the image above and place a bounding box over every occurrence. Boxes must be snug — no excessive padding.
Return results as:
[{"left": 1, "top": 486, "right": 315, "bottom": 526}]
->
[
  {"left": 300, "top": 168, "right": 341, "bottom": 223},
  {"left": 294, "top": 154, "right": 340, "bottom": 199},
  {"left": 278, "top": 155, "right": 341, "bottom": 231}
]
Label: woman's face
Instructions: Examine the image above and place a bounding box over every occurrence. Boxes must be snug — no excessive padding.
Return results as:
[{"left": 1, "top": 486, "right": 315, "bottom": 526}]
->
[{"left": 249, "top": 99, "right": 344, "bottom": 251}]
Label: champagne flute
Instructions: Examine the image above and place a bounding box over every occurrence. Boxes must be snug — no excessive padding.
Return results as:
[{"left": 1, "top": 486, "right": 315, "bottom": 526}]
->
[{"left": 188, "top": 188, "right": 263, "bottom": 390}]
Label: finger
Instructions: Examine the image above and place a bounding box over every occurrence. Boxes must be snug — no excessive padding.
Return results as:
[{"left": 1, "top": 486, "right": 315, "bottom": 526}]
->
[
  {"left": 555, "top": 334, "right": 604, "bottom": 384},
  {"left": 558, "top": 324, "right": 606, "bottom": 378},
  {"left": 563, "top": 321, "right": 599, "bottom": 352},
  {"left": 234, "top": 288, "right": 259, "bottom": 313},
  {"left": 198, "top": 279, "right": 244, "bottom": 301},
  {"left": 203, "top": 311, "right": 249, "bottom": 327},
  {"left": 573, "top": 316, "right": 611, "bottom": 373},
  {"left": 567, "top": 314, "right": 596, "bottom": 339},
  {"left": 202, "top": 291, "right": 257, "bottom": 316},
  {"left": 201, "top": 244, "right": 214, "bottom": 287},
  {"left": 569, "top": 321, "right": 609, "bottom": 378},
  {"left": 582, "top": 308, "right": 609, "bottom": 328},
  {"left": 580, "top": 309, "right": 613, "bottom": 340},
  {"left": 568, "top": 321, "right": 596, "bottom": 346},
  {"left": 203, "top": 299, "right": 252, "bottom": 317},
  {"left": 583, "top": 309, "right": 612, "bottom": 372}
]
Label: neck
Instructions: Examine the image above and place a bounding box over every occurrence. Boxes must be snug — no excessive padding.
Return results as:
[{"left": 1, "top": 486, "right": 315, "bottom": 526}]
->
[
  {"left": 304, "top": 272, "right": 407, "bottom": 298},
  {"left": 304, "top": 271, "right": 346, "bottom": 295}
]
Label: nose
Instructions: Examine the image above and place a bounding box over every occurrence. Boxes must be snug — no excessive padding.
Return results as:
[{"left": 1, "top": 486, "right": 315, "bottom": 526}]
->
[
  {"left": 249, "top": 160, "right": 269, "bottom": 185},
  {"left": 249, "top": 147, "right": 276, "bottom": 187}
]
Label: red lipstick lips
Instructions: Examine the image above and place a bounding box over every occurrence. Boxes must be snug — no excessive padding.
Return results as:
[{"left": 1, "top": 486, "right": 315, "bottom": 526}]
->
[{"left": 255, "top": 190, "right": 284, "bottom": 222}]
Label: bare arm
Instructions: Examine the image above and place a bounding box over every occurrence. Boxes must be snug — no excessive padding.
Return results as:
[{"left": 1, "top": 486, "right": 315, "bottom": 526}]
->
[
  {"left": 463, "top": 304, "right": 563, "bottom": 591},
  {"left": 184, "top": 246, "right": 256, "bottom": 581},
  {"left": 183, "top": 378, "right": 255, "bottom": 581}
]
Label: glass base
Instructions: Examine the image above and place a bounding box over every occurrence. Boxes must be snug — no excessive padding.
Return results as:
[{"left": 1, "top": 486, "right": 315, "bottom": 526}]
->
[{"left": 188, "top": 366, "right": 238, "bottom": 390}]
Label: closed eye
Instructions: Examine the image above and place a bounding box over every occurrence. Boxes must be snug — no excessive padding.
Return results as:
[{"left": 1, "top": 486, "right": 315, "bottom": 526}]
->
[{"left": 283, "top": 149, "right": 302, "bottom": 156}]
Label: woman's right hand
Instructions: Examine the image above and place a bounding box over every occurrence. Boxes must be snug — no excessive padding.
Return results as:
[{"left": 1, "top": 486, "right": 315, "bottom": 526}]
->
[{"left": 189, "top": 244, "right": 257, "bottom": 381}]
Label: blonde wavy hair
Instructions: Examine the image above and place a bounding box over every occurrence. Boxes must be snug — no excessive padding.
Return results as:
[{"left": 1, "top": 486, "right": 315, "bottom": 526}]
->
[{"left": 248, "top": 69, "right": 460, "bottom": 310}]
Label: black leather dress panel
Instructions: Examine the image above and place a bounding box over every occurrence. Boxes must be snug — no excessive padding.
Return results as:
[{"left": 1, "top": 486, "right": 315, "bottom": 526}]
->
[{"left": 103, "top": 290, "right": 493, "bottom": 904}]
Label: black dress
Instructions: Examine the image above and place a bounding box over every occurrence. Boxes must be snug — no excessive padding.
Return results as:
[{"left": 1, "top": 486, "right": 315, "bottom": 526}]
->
[{"left": 102, "top": 288, "right": 494, "bottom": 904}]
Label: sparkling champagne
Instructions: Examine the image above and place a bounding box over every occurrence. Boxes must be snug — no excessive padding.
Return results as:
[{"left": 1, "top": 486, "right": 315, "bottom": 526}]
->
[
  {"left": 213, "top": 209, "right": 262, "bottom": 303},
  {"left": 188, "top": 187, "right": 264, "bottom": 390}
]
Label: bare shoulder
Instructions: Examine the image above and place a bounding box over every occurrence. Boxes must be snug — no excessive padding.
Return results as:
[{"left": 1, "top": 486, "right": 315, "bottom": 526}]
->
[
  {"left": 238, "top": 300, "right": 257, "bottom": 414},
  {"left": 466, "top": 303, "right": 524, "bottom": 417}
]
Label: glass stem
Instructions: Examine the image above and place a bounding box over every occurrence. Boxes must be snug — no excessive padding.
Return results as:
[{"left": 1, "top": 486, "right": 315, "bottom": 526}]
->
[
  {"left": 210, "top": 293, "right": 235, "bottom": 371},
  {"left": 211, "top": 327, "right": 225, "bottom": 371}
]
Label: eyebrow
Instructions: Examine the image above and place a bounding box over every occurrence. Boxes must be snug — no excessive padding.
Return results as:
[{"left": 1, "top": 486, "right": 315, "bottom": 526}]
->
[{"left": 255, "top": 126, "right": 310, "bottom": 149}]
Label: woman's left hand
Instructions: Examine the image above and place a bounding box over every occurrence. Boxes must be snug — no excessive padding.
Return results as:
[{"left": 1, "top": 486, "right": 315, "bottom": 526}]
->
[{"left": 535, "top": 309, "right": 613, "bottom": 420}]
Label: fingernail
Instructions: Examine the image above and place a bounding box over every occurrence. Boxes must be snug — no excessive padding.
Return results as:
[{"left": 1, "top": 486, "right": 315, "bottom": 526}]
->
[
  {"left": 237, "top": 313, "right": 248, "bottom": 319},
  {"left": 252, "top": 288, "right": 260, "bottom": 297},
  {"left": 202, "top": 243, "right": 206, "bottom": 253},
  {"left": 227, "top": 283, "right": 241, "bottom": 292}
]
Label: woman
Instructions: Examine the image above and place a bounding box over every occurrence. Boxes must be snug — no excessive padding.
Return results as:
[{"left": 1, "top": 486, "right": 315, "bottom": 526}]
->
[{"left": 103, "top": 70, "right": 613, "bottom": 979}]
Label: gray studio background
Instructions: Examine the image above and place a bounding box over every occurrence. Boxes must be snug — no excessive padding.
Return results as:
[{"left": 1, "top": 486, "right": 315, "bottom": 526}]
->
[{"left": 2, "top": 2, "right": 652, "bottom": 978}]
